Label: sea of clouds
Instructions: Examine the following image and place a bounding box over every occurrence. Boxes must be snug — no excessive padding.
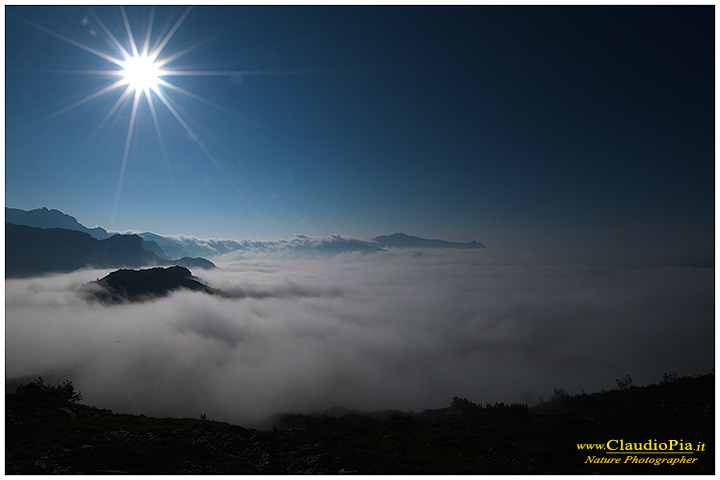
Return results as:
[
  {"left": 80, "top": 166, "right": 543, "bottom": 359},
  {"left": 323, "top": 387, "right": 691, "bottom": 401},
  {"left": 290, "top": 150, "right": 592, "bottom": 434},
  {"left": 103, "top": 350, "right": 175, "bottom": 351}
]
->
[{"left": 5, "top": 248, "right": 713, "bottom": 425}]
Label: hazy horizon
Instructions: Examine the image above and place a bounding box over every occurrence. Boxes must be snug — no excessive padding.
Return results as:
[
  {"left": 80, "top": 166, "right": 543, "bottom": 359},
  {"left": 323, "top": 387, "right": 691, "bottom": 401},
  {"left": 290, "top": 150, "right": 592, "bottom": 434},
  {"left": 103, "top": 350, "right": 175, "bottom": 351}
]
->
[{"left": 6, "top": 204, "right": 714, "bottom": 262}]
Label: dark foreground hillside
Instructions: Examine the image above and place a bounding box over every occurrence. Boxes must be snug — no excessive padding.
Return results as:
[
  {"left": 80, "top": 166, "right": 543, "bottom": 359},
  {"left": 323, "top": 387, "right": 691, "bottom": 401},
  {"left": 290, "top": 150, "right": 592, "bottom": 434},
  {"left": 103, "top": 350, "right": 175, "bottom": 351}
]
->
[{"left": 5, "top": 374, "right": 713, "bottom": 474}]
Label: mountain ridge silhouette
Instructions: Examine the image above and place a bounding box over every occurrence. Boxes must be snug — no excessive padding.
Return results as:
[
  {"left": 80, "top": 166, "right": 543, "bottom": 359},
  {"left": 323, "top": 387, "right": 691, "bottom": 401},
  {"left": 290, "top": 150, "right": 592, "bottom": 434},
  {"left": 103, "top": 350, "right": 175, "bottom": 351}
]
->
[
  {"left": 6, "top": 207, "right": 489, "bottom": 261},
  {"left": 6, "top": 224, "right": 215, "bottom": 277},
  {"left": 373, "top": 232, "right": 486, "bottom": 249},
  {"left": 85, "top": 266, "right": 221, "bottom": 303},
  {"left": 6, "top": 207, "right": 111, "bottom": 240}
]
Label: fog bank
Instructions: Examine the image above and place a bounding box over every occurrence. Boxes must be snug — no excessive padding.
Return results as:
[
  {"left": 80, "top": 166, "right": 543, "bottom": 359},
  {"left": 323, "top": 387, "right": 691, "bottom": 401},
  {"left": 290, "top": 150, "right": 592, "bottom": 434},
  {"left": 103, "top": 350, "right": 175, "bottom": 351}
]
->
[{"left": 6, "top": 249, "right": 713, "bottom": 424}]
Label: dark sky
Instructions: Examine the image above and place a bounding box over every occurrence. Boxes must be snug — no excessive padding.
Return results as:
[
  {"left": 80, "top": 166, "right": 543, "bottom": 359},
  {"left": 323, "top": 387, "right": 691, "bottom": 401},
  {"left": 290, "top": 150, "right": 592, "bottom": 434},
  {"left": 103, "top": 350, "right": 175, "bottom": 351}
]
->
[{"left": 5, "top": 6, "right": 714, "bottom": 253}]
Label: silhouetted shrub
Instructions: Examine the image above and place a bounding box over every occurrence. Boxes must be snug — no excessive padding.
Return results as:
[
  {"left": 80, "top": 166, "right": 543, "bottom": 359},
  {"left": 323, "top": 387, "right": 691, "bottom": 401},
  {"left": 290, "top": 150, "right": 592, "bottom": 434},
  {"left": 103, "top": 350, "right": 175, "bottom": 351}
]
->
[
  {"left": 615, "top": 374, "right": 633, "bottom": 391},
  {"left": 16, "top": 377, "right": 82, "bottom": 405},
  {"left": 450, "top": 396, "right": 477, "bottom": 409},
  {"left": 551, "top": 387, "right": 570, "bottom": 401},
  {"left": 661, "top": 371, "right": 679, "bottom": 384}
]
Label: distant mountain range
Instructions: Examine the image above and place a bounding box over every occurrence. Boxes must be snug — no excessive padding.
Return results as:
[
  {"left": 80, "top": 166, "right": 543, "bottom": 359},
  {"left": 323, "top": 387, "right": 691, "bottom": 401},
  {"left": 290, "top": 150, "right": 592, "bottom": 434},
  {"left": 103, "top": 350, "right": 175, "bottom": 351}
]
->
[
  {"left": 6, "top": 207, "right": 175, "bottom": 257},
  {"left": 134, "top": 232, "right": 387, "bottom": 258},
  {"left": 135, "top": 231, "right": 259, "bottom": 259},
  {"left": 6, "top": 207, "right": 487, "bottom": 276},
  {"left": 6, "top": 207, "right": 112, "bottom": 240},
  {"left": 6, "top": 223, "right": 215, "bottom": 278},
  {"left": 373, "top": 233, "right": 486, "bottom": 249}
]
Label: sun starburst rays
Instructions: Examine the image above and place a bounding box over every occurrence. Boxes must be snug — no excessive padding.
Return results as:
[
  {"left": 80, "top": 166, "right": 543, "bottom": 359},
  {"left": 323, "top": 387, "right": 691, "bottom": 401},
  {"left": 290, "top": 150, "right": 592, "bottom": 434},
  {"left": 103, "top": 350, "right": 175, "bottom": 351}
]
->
[{"left": 11, "top": 6, "right": 243, "bottom": 228}]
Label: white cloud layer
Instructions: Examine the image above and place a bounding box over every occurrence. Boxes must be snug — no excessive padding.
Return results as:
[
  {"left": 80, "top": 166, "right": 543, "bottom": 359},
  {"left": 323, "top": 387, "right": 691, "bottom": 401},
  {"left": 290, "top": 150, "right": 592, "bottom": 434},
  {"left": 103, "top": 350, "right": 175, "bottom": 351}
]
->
[
  {"left": 5, "top": 250, "right": 713, "bottom": 425},
  {"left": 123, "top": 231, "right": 385, "bottom": 258}
]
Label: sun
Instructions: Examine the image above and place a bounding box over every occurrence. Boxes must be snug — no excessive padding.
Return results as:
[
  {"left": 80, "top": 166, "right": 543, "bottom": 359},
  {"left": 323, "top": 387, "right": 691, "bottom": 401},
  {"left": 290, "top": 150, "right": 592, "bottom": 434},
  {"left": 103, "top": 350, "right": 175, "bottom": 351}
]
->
[
  {"left": 121, "top": 53, "right": 162, "bottom": 92},
  {"left": 10, "top": 6, "right": 248, "bottom": 226}
]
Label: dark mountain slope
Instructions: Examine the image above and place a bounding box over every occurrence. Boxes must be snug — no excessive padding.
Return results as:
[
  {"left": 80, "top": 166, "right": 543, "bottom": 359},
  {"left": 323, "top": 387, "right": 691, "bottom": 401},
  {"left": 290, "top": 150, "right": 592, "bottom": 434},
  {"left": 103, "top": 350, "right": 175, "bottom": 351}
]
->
[
  {"left": 174, "top": 257, "right": 217, "bottom": 270},
  {"left": 5, "top": 207, "right": 27, "bottom": 223},
  {"left": 140, "top": 239, "right": 170, "bottom": 259},
  {"left": 6, "top": 224, "right": 215, "bottom": 277},
  {"left": 6, "top": 207, "right": 111, "bottom": 240},
  {"left": 5, "top": 374, "right": 712, "bottom": 474},
  {"left": 6, "top": 224, "right": 162, "bottom": 277},
  {"left": 85, "top": 266, "right": 221, "bottom": 303},
  {"left": 137, "top": 232, "right": 190, "bottom": 258}
]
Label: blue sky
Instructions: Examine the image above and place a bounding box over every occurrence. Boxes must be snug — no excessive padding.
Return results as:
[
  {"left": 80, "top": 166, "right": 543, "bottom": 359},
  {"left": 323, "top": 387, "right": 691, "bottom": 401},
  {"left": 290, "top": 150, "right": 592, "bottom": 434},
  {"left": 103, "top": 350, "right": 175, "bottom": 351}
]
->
[{"left": 5, "top": 6, "right": 714, "bottom": 253}]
